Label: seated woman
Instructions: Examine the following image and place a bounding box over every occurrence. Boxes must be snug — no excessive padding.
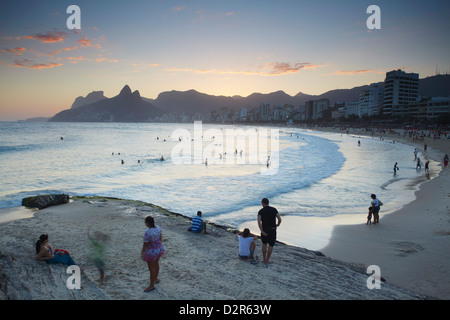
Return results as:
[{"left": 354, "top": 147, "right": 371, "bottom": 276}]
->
[
  {"left": 35, "top": 234, "right": 77, "bottom": 266},
  {"left": 236, "top": 228, "right": 258, "bottom": 262}
]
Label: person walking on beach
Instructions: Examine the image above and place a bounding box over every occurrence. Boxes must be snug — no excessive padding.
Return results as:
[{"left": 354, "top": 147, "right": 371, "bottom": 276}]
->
[
  {"left": 414, "top": 148, "right": 418, "bottom": 160},
  {"left": 425, "top": 160, "right": 430, "bottom": 175},
  {"left": 257, "top": 198, "right": 281, "bottom": 264},
  {"left": 88, "top": 228, "right": 110, "bottom": 284},
  {"left": 142, "top": 216, "right": 165, "bottom": 292},
  {"left": 236, "top": 228, "right": 258, "bottom": 263},
  {"left": 393, "top": 162, "right": 399, "bottom": 176},
  {"left": 370, "top": 194, "right": 381, "bottom": 224},
  {"left": 443, "top": 154, "right": 449, "bottom": 168},
  {"left": 416, "top": 157, "right": 422, "bottom": 170}
]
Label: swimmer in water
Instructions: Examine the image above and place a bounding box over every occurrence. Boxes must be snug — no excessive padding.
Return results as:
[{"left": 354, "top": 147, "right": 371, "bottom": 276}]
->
[{"left": 393, "top": 162, "right": 399, "bottom": 175}]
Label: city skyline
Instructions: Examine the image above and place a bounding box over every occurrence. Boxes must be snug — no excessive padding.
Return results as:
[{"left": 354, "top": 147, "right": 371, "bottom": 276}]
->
[{"left": 1, "top": 0, "right": 449, "bottom": 120}]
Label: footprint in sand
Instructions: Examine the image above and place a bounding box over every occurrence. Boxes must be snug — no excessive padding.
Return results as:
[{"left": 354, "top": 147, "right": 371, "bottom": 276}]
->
[{"left": 390, "top": 241, "right": 424, "bottom": 257}]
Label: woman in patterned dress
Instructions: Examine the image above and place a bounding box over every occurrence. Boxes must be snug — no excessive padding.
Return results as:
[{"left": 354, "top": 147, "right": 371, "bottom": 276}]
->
[{"left": 142, "top": 216, "right": 165, "bottom": 292}]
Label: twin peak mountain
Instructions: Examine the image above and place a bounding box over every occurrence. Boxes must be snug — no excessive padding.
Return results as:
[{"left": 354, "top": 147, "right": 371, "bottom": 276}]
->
[{"left": 49, "top": 85, "right": 163, "bottom": 122}]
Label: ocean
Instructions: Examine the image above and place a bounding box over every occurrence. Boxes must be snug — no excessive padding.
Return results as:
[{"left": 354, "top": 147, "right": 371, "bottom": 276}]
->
[{"left": 0, "top": 122, "right": 434, "bottom": 249}]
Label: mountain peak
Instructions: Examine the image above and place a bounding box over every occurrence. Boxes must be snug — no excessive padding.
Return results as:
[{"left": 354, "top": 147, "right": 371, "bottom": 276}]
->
[
  {"left": 132, "top": 90, "right": 141, "bottom": 99},
  {"left": 119, "top": 85, "right": 132, "bottom": 96}
]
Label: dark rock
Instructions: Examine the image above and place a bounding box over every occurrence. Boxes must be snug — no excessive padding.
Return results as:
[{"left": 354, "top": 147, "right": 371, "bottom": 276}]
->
[{"left": 21, "top": 194, "right": 69, "bottom": 209}]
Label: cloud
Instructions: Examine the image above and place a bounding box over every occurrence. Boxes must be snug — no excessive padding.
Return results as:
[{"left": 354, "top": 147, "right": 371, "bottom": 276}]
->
[
  {"left": 262, "top": 62, "right": 323, "bottom": 75},
  {"left": 63, "top": 46, "right": 78, "bottom": 52},
  {"left": 131, "top": 62, "right": 160, "bottom": 72},
  {"left": 1, "top": 47, "right": 26, "bottom": 56},
  {"left": 9, "top": 59, "right": 63, "bottom": 69},
  {"left": 334, "top": 69, "right": 376, "bottom": 75},
  {"left": 166, "top": 62, "right": 324, "bottom": 76},
  {"left": 96, "top": 57, "right": 118, "bottom": 63},
  {"left": 65, "top": 56, "right": 85, "bottom": 63},
  {"left": 172, "top": 6, "right": 185, "bottom": 12},
  {"left": 78, "top": 36, "right": 102, "bottom": 49},
  {"left": 21, "top": 31, "right": 68, "bottom": 43}
]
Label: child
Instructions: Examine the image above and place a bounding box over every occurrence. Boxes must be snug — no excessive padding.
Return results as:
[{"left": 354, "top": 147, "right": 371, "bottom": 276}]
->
[
  {"left": 367, "top": 207, "right": 373, "bottom": 225},
  {"left": 425, "top": 160, "right": 430, "bottom": 174},
  {"left": 88, "top": 228, "right": 110, "bottom": 284}
]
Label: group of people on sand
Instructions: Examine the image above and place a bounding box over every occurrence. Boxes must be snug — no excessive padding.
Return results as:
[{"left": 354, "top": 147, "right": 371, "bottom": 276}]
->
[
  {"left": 141, "top": 197, "right": 282, "bottom": 292},
  {"left": 144, "top": 197, "right": 283, "bottom": 292},
  {"left": 36, "top": 229, "right": 110, "bottom": 284},
  {"left": 185, "top": 198, "right": 281, "bottom": 266},
  {"left": 367, "top": 194, "right": 382, "bottom": 225},
  {"left": 35, "top": 197, "right": 282, "bottom": 293}
]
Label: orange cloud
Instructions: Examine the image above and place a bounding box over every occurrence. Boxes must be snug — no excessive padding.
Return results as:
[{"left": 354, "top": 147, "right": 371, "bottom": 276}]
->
[
  {"left": 63, "top": 46, "right": 78, "bottom": 52},
  {"left": 1, "top": 47, "right": 26, "bottom": 56},
  {"left": 48, "top": 49, "right": 62, "bottom": 56},
  {"left": 48, "top": 46, "right": 78, "bottom": 57},
  {"left": 21, "top": 31, "right": 67, "bottom": 43},
  {"left": 66, "top": 56, "right": 85, "bottom": 63},
  {"left": 10, "top": 59, "right": 63, "bottom": 69},
  {"left": 96, "top": 57, "right": 118, "bottom": 63},
  {"left": 78, "top": 36, "right": 102, "bottom": 49},
  {"left": 167, "top": 62, "right": 324, "bottom": 76}
]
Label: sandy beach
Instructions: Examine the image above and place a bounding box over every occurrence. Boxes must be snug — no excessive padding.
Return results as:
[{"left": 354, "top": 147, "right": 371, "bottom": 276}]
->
[
  {"left": 0, "top": 126, "right": 448, "bottom": 301},
  {"left": 314, "top": 127, "right": 450, "bottom": 299},
  {"left": 0, "top": 195, "right": 427, "bottom": 300}
]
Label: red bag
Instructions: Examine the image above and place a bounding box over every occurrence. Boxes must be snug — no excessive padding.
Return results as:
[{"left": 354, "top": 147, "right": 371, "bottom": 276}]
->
[{"left": 55, "top": 249, "right": 70, "bottom": 255}]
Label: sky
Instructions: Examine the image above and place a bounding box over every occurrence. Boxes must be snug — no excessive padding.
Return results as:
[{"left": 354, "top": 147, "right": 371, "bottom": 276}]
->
[{"left": 0, "top": 0, "right": 449, "bottom": 120}]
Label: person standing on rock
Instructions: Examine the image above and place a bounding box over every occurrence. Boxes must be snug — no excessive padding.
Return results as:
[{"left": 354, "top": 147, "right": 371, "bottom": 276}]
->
[{"left": 257, "top": 198, "right": 281, "bottom": 264}]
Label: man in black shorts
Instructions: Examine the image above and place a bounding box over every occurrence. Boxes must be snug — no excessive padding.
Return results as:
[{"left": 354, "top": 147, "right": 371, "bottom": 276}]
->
[{"left": 257, "top": 198, "right": 282, "bottom": 264}]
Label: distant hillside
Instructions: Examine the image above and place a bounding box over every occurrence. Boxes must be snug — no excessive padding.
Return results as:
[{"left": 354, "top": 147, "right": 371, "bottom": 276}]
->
[
  {"left": 49, "top": 85, "right": 163, "bottom": 122},
  {"left": 50, "top": 74, "right": 450, "bottom": 122},
  {"left": 71, "top": 91, "right": 107, "bottom": 109},
  {"left": 144, "top": 74, "right": 450, "bottom": 114},
  {"left": 418, "top": 74, "right": 450, "bottom": 98},
  {"left": 143, "top": 85, "right": 376, "bottom": 114}
]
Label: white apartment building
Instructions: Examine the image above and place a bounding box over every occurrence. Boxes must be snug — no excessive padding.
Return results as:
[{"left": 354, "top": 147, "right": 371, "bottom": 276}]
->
[{"left": 383, "top": 69, "right": 419, "bottom": 115}]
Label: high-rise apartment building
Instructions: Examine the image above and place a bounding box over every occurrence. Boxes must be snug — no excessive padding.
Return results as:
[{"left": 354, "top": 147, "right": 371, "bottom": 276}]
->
[{"left": 383, "top": 69, "right": 419, "bottom": 115}]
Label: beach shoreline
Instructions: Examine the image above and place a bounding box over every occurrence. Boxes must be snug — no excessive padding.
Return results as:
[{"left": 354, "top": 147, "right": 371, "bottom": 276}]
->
[
  {"left": 311, "top": 126, "right": 450, "bottom": 299},
  {"left": 1, "top": 125, "right": 448, "bottom": 299}
]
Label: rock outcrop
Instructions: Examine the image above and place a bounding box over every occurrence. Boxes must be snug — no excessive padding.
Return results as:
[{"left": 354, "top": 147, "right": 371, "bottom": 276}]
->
[
  {"left": 71, "top": 91, "right": 107, "bottom": 109},
  {"left": 21, "top": 194, "right": 69, "bottom": 209}
]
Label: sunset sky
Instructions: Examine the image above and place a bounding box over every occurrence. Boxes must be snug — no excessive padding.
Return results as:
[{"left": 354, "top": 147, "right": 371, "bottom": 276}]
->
[{"left": 0, "top": 0, "right": 449, "bottom": 120}]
